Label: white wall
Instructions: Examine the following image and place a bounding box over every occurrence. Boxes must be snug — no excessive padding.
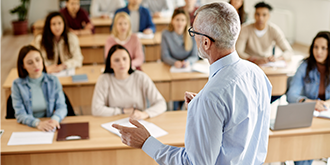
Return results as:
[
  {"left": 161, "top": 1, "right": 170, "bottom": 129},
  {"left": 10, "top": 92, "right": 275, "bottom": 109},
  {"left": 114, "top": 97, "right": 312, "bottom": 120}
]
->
[
  {"left": 201, "top": 0, "right": 330, "bottom": 46},
  {"left": 1, "top": 0, "right": 59, "bottom": 33}
]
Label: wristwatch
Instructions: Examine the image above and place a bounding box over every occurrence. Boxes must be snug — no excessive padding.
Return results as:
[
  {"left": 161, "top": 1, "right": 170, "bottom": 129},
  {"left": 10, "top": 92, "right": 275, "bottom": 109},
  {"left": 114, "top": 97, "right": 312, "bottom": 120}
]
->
[{"left": 301, "top": 98, "right": 306, "bottom": 102}]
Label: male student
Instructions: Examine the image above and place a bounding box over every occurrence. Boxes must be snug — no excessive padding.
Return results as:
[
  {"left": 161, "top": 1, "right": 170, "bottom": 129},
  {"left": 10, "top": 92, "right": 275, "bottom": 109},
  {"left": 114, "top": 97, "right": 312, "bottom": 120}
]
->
[
  {"left": 113, "top": 0, "right": 155, "bottom": 34},
  {"left": 113, "top": 2, "right": 272, "bottom": 164},
  {"left": 60, "top": 0, "right": 94, "bottom": 35},
  {"left": 236, "top": 1, "right": 293, "bottom": 65}
]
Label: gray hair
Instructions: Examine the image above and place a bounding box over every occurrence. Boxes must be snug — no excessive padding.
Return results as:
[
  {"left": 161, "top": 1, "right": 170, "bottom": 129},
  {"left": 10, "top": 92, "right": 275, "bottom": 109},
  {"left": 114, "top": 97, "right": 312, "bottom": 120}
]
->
[{"left": 194, "top": 2, "right": 240, "bottom": 50}]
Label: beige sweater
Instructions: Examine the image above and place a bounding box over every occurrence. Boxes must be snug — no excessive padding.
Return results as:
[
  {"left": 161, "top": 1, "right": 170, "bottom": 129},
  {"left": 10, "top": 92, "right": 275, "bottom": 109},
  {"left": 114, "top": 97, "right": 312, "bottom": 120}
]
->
[
  {"left": 236, "top": 22, "right": 293, "bottom": 60},
  {"left": 91, "top": 70, "right": 166, "bottom": 117},
  {"left": 31, "top": 32, "right": 83, "bottom": 69}
]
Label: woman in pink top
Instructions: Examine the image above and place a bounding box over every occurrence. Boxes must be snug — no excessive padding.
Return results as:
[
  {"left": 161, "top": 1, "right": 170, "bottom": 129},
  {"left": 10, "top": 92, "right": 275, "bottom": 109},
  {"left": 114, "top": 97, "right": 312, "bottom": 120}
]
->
[{"left": 105, "top": 12, "right": 144, "bottom": 69}]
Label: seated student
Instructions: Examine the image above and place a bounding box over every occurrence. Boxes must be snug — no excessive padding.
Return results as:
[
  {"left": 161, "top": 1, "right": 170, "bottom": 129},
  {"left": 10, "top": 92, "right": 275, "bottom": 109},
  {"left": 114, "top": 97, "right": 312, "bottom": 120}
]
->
[
  {"left": 114, "top": 0, "right": 155, "bottom": 34},
  {"left": 286, "top": 31, "right": 330, "bottom": 165},
  {"left": 161, "top": 8, "right": 197, "bottom": 69},
  {"left": 229, "top": 0, "right": 247, "bottom": 24},
  {"left": 236, "top": 2, "right": 293, "bottom": 65},
  {"left": 90, "top": 0, "right": 126, "bottom": 19},
  {"left": 60, "top": 0, "right": 94, "bottom": 35},
  {"left": 31, "top": 12, "right": 83, "bottom": 73},
  {"left": 177, "top": 0, "right": 199, "bottom": 25},
  {"left": 92, "top": 44, "right": 166, "bottom": 119},
  {"left": 11, "top": 45, "right": 67, "bottom": 131},
  {"left": 141, "top": 0, "right": 174, "bottom": 18},
  {"left": 105, "top": 12, "right": 144, "bottom": 69}
]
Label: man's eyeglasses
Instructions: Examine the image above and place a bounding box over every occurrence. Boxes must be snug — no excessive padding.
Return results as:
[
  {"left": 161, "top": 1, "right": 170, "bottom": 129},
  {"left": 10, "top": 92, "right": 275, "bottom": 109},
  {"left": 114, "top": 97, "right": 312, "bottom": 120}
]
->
[{"left": 188, "top": 27, "right": 215, "bottom": 42}]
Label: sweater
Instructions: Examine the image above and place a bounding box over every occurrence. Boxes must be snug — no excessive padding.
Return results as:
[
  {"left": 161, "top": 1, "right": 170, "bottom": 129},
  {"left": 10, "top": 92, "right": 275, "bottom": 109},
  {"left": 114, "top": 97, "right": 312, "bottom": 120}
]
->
[
  {"left": 236, "top": 22, "right": 293, "bottom": 60},
  {"left": 91, "top": 70, "right": 166, "bottom": 117}
]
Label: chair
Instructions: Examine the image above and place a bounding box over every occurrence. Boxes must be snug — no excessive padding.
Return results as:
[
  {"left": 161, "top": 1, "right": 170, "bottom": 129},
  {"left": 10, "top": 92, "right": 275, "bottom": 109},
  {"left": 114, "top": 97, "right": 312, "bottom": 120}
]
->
[{"left": 6, "top": 92, "right": 75, "bottom": 119}]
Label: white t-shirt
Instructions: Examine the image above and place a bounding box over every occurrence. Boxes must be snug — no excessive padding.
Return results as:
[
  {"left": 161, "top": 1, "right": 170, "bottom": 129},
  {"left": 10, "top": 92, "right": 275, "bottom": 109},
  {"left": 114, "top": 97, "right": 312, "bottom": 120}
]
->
[{"left": 130, "top": 10, "right": 140, "bottom": 33}]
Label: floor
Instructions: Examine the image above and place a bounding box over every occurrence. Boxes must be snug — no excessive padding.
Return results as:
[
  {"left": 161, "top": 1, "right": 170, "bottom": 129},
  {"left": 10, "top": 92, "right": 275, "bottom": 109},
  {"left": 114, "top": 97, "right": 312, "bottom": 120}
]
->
[{"left": 0, "top": 34, "right": 328, "bottom": 164}]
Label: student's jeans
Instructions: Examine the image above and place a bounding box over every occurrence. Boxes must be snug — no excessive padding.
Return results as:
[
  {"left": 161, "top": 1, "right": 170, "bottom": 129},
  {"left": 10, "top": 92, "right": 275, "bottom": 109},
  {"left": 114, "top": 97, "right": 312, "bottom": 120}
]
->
[{"left": 294, "top": 160, "right": 313, "bottom": 165}]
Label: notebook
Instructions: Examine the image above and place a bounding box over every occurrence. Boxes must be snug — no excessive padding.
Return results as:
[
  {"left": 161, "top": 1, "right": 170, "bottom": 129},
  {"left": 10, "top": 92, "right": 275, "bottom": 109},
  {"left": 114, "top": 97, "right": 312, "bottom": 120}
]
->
[
  {"left": 270, "top": 102, "right": 316, "bottom": 130},
  {"left": 71, "top": 74, "right": 88, "bottom": 82},
  {"left": 56, "top": 122, "right": 89, "bottom": 141}
]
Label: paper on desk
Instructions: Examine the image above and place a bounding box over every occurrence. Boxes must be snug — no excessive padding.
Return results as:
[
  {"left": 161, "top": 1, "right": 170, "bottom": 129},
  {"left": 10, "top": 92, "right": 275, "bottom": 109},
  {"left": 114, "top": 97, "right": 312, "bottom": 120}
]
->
[
  {"left": 7, "top": 132, "right": 54, "bottom": 145},
  {"left": 50, "top": 68, "right": 75, "bottom": 77},
  {"left": 136, "top": 32, "right": 154, "bottom": 39},
  {"left": 170, "top": 65, "right": 192, "bottom": 73},
  {"left": 192, "top": 62, "right": 210, "bottom": 74},
  {"left": 314, "top": 110, "right": 330, "bottom": 119},
  {"left": 261, "top": 60, "right": 286, "bottom": 68},
  {"left": 101, "top": 118, "right": 168, "bottom": 138}
]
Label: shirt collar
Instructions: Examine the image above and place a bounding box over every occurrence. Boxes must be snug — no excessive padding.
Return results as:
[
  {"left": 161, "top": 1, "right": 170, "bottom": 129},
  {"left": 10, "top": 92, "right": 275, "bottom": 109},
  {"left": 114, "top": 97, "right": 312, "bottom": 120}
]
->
[{"left": 209, "top": 50, "right": 240, "bottom": 79}]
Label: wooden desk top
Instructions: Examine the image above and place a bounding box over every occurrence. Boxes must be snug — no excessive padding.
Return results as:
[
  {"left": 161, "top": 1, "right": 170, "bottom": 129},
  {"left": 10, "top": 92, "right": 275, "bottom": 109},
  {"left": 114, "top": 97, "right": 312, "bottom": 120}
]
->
[
  {"left": 141, "top": 62, "right": 171, "bottom": 81},
  {"left": 1, "top": 111, "right": 187, "bottom": 154},
  {"left": 152, "top": 17, "right": 171, "bottom": 24},
  {"left": 90, "top": 17, "right": 112, "bottom": 26},
  {"left": 78, "top": 32, "right": 161, "bottom": 47}
]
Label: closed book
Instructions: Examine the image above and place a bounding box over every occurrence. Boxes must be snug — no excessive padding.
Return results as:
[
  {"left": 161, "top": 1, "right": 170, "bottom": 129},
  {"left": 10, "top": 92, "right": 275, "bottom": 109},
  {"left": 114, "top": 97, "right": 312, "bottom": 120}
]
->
[
  {"left": 71, "top": 74, "right": 88, "bottom": 82},
  {"left": 56, "top": 122, "right": 89, "bottom": 141}
]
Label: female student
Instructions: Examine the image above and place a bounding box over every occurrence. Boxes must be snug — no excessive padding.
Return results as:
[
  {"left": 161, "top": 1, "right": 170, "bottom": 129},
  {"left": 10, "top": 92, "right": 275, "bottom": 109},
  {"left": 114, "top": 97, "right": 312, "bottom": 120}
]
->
[
  {"left": 31, "top": 12, "right": 83, "bottom": 73},
  {"left": 287, "top": 31, "right": 330, "bottom": 165},
  {"left": 229, "top": 0, "right": 247, "bottom": 24},
  {"left": 11, "top": 45, "right": 67, "bottom": 131},
  {"left": 105, "top": 12, "right": 144, "bottom": 69},
  {"left": 92, "top": 44, "right": 166, "bottom": 120},
  {"left": 161, "top": 8, "right": 198, "bottom": 69}
]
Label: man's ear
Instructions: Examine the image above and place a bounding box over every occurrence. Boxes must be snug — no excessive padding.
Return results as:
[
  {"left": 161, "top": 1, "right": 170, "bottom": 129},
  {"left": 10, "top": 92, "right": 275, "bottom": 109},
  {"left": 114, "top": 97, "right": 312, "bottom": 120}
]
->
[{"left": 203, "top": 36, "right": 212, "bottom": 51}]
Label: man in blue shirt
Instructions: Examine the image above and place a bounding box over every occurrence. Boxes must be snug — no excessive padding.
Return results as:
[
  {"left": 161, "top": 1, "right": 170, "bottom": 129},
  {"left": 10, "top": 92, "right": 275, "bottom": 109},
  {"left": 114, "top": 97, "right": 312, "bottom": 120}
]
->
[{"left": 113, "top": 2, "right": 272, "bottom": 165}]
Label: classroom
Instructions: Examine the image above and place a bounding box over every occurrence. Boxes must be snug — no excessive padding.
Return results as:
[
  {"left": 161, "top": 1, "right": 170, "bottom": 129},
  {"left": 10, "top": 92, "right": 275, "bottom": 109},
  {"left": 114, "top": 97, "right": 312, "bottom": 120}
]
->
[{"left": 1, "top": 0, "right": 330, "bottom": 165}]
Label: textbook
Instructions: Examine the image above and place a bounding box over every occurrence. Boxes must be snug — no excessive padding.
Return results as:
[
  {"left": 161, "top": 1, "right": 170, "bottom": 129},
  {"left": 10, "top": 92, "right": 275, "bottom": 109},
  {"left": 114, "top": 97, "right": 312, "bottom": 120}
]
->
[
  {"left": 57, "top": 122, "right": 89, "bottom": 141},
  {"left": 71, "top": 74, "right": 88, "bottom": 82}
]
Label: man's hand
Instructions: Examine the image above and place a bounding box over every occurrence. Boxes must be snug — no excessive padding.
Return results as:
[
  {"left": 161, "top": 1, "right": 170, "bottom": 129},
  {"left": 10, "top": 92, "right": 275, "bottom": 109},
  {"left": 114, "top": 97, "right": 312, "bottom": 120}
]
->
[
  {"left": 185, "top": 91, "right": 197, "bottom": 109},
  {"left": 112, "top": 119, "right": 151, "bottom": 148}
]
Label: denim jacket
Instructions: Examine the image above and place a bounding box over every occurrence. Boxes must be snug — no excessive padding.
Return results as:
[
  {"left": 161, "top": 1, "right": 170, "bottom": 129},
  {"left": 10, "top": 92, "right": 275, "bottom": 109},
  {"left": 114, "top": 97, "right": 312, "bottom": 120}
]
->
[
  {"left": 287, "top": 61, "right": 330, "bottom": 103},
  {"left": 11, "top": 73, "right": 67, "bottom": 127}
]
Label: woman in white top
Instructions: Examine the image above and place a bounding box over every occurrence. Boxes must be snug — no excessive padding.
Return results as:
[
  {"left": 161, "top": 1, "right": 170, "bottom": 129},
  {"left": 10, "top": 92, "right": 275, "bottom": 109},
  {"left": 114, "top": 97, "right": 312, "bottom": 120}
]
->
[
  {"left": 90, "top": 0, "right": 126, "bottom": 18},
  {"left": 92, "top": 44, "right": 166, "bottom": 119},
  {"left": 31, "top": 12, "right": 83, "bottom": 73},
  {"left": 105, "top": 12, "right": 144, "bottom": 69}
]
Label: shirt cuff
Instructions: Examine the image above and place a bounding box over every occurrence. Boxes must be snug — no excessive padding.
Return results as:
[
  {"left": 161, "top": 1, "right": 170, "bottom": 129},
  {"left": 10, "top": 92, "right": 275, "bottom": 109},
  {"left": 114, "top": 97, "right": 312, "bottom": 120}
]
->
[
  {"left": 51, "top": 115, "right": 61, "bottom": 123},
  {"left": 142, "top": 136, "right": 165, "bottom": 159},
  {"left": 32, "top": 118, "right": 41, "bottom": 127}
]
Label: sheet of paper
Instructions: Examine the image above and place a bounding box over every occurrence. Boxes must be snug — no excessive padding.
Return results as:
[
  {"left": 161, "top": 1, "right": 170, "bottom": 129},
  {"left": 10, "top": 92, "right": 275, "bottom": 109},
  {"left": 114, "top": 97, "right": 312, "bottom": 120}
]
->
[
  {"left": 50, "top": 68, "right": 75, "bottom": 77},
  {"left": 101, "top": 118, "right": 168, "bottom": 138},
  {"left": 170, "top": 65, "right": 192, "bottom": 73},
  {"left": 136, "top": 32, "right": 154, "bottom": 39},
  {"left": 7, "top": 131, "right": 54, "bottom": 145},
  {"left": 261, "top": 60, "right": 287, "bottom": 68},
  {"left": 192, "top": 62, "right": 210, "bottom": 74},
  {"left": 314, "top": 110, "right": 330, "bottom": 119}
]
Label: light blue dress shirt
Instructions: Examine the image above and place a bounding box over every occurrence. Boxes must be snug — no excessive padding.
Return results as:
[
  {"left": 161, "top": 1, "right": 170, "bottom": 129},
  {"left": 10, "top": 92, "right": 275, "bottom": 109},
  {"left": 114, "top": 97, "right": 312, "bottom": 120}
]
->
[{"left": 142, "top": 51, "right": 272, "bottom": 165}]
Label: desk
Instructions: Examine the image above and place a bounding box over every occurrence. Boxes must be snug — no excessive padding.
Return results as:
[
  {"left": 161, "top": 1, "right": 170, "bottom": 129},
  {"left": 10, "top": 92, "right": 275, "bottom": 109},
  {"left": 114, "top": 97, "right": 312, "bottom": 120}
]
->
[
  {"left": 78, "top": 32, "right": 162, "bottom": 64},
  {"left": 2, "top": 64, "right": 170, "bottom": 115},
  {"left": 32, "top": 17, "right": 170, "bottom": 36},
  {"left": 1, "top": 111, "right": 330, "bottom": 165},
  {"left": 1, "top": 111, "right": 187, "bottom": 165}
]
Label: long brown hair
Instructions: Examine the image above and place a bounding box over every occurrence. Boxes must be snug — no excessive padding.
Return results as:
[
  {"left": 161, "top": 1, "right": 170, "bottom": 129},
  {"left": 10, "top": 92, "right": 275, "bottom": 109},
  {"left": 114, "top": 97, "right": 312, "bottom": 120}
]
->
[
  {"left": 229, "top": 0, "right": 246, "bottom": 24},
  {"left": 17, "top": 45, "right": 47, "bottom": 78},
  {"left": 305, "top": 31, "right": 330, "bottom": 85},
  {"left": 41, "top": 12, "right": 72, "bottom": 60},
  {"left": 168, "top": 8, "right": 192, "bottom": 51}
]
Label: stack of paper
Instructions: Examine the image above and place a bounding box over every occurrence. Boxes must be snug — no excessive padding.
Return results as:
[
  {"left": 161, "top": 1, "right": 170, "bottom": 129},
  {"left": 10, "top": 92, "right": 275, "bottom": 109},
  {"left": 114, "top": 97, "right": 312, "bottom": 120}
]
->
[
  {"left": 314, "top": 110, "right": 330, "bottom": 119},
  {"left": 7, "top": 132, "right": 54, "bottom": 145},
  {"left": 101, "top": 118, "right": 168, "bottom": 138},
  {"left": 170, "top": 65, "right": 192, "bottom": 73}
]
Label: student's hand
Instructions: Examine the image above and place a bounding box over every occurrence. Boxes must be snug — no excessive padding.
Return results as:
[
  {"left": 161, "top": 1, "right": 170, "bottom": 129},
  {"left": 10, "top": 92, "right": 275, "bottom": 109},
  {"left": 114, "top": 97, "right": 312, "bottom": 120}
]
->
[
  {"left": 153, "top": 12, "right": 161, "bottom": 18},
  {"left": 182, "top": 61, "right": 190, "bottom": 68},
  {"left": 315, "top": 100, "right": 328, "bottom": 112},
  {"left": 112, "top": 119, "right": 151, "bottom": 148},
  {"left": 37, "top": 120, "right": 56, "bottom": 132},
  {"left": 174, "top": 61, "right": 183, "bottom": 68},
  {"left": 184, "top": 91, "right": 197, "bottom": 109},
  {"left": 46, "top": 64, "right": 60, "bottom": 73},
  {"left": 85, "top": 23, "right": 94, "bottom": 30},
  {"left": 267, "top": 56, "right": 276, "bottom": 62},
  {"left": 70, "top": 29, "right": 80, "bottom": 36},
  {"left": 48, "top": 119, "right": 60, "bottom": 129},
  {"left": 130, "top": 110, "right": 149, "bottom": 120},
  {"left": 143, "top": 28, "right": 153, "bottom": 35},
  {"left": 123, "top": 108, "right": 135, "bottom": 114},
  {"left": 58, "top": 64, "right": 67, "bottom": 70}
]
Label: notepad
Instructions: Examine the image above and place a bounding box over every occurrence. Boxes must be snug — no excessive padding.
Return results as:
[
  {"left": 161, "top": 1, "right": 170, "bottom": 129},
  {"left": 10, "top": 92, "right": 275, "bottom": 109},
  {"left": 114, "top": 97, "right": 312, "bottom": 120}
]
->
[
  {"left": 136, "top": 32, "right": 154, "bottom": 39},
  {"left": 71, "top": 74, "right": 88, "bottom": 82},
  {"left": 261, "top": 60, "right": 287, "bottom": 68},
  {"left": 314, "top": 110, "right": 330, "bottom": 119},
  {"left": 101, "top": 118, "right": 168, "bottom": 138},
  {"left": 8, "top": 132, "right": 54, "bottom": 145},
  {"left": 57, "top": 122, "right": 89, "bottom": 141},
  {"left": 170, "top": 65, "right": 192, "bottom": 73}
]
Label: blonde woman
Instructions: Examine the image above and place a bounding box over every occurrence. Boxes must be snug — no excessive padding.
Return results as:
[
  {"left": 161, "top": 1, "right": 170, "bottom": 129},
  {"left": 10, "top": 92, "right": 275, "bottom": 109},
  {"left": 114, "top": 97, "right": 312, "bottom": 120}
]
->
[
  {"left": 105, "top": 12, "right": 144, "bottom": 69},
  {"left": 161, "top": 8, "right": 197, "bottom": 69}
]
